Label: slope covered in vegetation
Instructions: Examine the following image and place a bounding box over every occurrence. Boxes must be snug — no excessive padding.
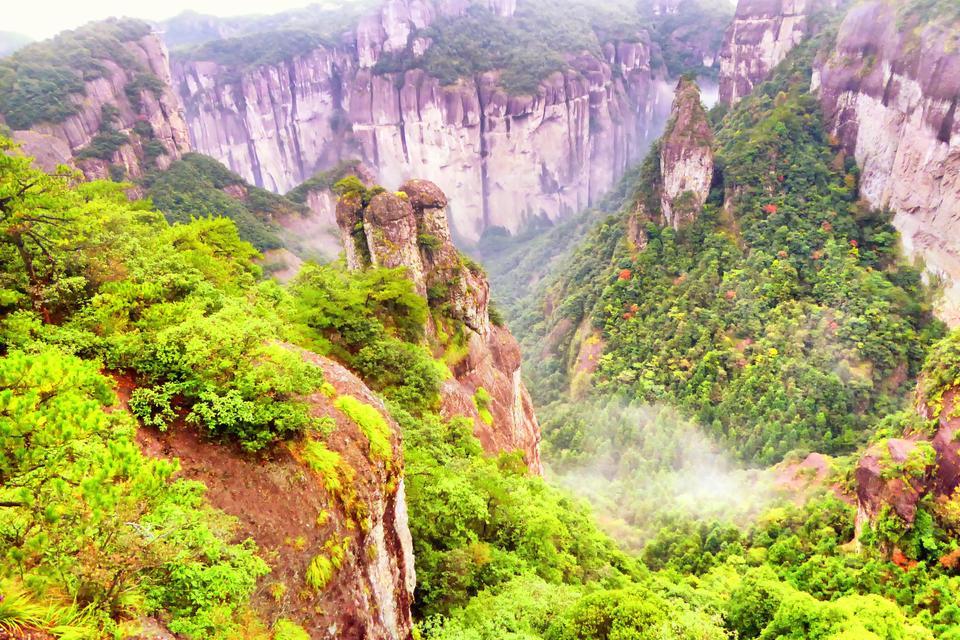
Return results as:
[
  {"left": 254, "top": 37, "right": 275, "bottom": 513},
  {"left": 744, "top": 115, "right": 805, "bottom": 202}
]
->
[
  {"left": 481, "top": 17, "right": 960, "bottom": 640},
  {"left": 520, "top": 37, "right": 944, "bottom": 463}
]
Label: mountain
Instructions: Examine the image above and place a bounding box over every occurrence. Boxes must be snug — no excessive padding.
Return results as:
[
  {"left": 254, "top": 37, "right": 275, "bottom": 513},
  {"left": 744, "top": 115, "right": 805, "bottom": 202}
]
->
[
  {"left": 814, "top": 0, "right": 960, "bottom": 324},
  {"left": 717, "top": 0, "right": 839, "bottom": 106},
  {"left": 169, "top": 0, "right": 679, "bottom": 242},
  {"left": 2, "top": 0, "right": 960, "bottom": 639},
  {"left": 0, "top": 19, "right": 189, "bottom": 184}
]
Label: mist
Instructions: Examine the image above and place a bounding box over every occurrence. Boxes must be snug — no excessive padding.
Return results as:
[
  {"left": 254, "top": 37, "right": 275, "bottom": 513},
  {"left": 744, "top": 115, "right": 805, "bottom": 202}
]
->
[{"left": 542, "top": 401, "right": 782, "bottom": 550}]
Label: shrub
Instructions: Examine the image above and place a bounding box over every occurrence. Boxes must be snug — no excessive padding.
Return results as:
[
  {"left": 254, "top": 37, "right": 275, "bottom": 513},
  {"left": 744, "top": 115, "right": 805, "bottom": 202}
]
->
[
  {"left": 334, "top": 395, "right": 392, "bottom": 463},
  {"left": 273, "top": 618, "right": 310, "bottom": 640},
  {"left": 473, "top": 386, "right": 494, "bottom": 425}
]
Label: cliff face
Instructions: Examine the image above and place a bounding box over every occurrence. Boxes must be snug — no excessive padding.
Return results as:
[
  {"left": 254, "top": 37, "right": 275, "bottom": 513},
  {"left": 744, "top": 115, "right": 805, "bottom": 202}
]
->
[
  {"left": 628, "top": 78, "right": 714, "bottom": 247},
  {"left": 814, "top": 1, "right": 960, "bottom": 325},
  {"left": 659, "top": 78, "right": 715, "bottom": 228},
  {"left": 854, "top": 387, "right": 960, "bottom": 553},
  {"left": 173, "top": 0, "right": 674, "bottom": 242},
  {"left": 335, "top": 178, "right": 542, "bottom": 472},
  {"left": 718, "top": 0, "right": 835, "bottom": 106},
  {"left": 136, "top": 351, "right": 416, "bottom": 640},
  {"left": 10, "top": 33, "right": 190, "bottom": 181}
]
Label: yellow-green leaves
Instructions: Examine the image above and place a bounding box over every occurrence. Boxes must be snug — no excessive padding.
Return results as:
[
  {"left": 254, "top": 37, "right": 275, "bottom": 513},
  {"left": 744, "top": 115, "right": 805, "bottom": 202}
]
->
[{"left": 334, "top": 395, "right": 393, "bottom": 464}]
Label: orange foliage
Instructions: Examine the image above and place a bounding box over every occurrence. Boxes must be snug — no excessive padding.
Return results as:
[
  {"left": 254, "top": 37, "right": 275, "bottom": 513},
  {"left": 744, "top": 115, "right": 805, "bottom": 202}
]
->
[
  {"left": 763, "top": 203, "right": 779, "bottom": 214},
  {"left": 618, "top": 269, "right": 632, "bottom": 281},
  {"left": 891, "top": 548, "right": 919, "bottom": 571},
  {"left": 939, "top": 548, "right": 960, "bottom": 570}
]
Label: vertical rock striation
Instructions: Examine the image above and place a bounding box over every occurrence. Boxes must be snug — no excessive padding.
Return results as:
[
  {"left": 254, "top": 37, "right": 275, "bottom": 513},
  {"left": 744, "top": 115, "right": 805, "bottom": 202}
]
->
[
  {"left": 814, "top": 1, "right": 960, "bottom": 324},
  {"left": 659, "top": 78, "right": 715, "bottom": 228},
  {"left": 334, "top": 178, "right": 542, "bottom": 472},
  {"left": 9, "top": 33, "right": 190, "bottom": 181},
  {"left": 628, "top": 77, "right": 714, "bottom": 247},
  {"left": 172, "top": 0, "right": 674, "bottom": 242},
  {"left": 718, "top": 0, "right": 836, "bottom": 106}
]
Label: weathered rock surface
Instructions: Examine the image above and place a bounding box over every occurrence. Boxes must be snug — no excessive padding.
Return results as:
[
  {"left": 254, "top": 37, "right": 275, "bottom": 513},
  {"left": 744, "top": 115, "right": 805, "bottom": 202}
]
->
[
  {"left": 172, "top": 0, "right": 674, "bottom": 241},
  {"left": 659, "top": 78, "right": 714, "bottom": 228},
  {"left": 135, "top": 350, "right": 416, "bottom": 640},
  {"left": 854, "top": 387, "right": 960, "bottom": 543},
  {"left": 814, "top": 1, "right": 960, "bottom": 325},
  {"left": 719, "top": 0, "right": 836, "bottom": 106},
  {"left": 628, "top": 77, "right": 714, "bottom": 244},
  {"left": 9, "top": 33, "right": 190, "bottom": 182},
  {"left": 334, "top": 178, "right": 542, "bottom": 472}
]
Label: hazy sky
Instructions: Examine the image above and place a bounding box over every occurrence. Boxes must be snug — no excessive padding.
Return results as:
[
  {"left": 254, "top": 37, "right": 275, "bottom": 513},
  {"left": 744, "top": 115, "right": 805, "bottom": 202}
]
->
[{"left": 6, "top": 0, "right": 323, "bottom": 40}]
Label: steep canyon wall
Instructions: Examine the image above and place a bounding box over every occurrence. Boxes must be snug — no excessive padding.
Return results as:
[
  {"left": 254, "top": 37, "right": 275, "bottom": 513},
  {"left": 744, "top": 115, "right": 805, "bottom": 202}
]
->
[
  {"left": 172, "top": 0, "right": 675, "bottom": 242},
  {"left": 814, "top": 1, "right": 960, "bottom": 324},
  {"left": 8, "top": 33, "right": 190, "bottom": 182}
]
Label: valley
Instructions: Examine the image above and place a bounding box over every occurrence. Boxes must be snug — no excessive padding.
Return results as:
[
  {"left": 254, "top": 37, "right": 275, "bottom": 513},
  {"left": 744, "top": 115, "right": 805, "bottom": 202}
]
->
[{"left": 0, "top": 0, "right": 958, "bottom": 639}]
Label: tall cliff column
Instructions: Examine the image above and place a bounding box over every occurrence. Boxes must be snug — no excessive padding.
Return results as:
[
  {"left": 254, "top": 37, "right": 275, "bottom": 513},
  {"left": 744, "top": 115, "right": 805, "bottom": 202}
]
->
[
  {"left": 335, "top": 191, "right": 370, "bottom": 271},
  {"left": 660, "top": 78, "right": 715, "bottom": 228},
  {"left": 401, "top": 179, "right": 491, "bottom": 336},
  {"left": 629, "top": 77, "right": 714, "bottom": 243},
  {"left": 364, "top": 192, "right": 428, "bottom": 296}
]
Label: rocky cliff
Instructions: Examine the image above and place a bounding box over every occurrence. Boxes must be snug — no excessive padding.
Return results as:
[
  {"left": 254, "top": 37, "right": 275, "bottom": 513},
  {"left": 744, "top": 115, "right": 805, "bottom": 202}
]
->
[
  {"left": 172, "top": 0, "right": 674, "bottom": 242},
  {"left": 628, "top": 77, "right": 714, "bottom": 247},
  {"left": 658, "top": 78, "right": 715, "bottom": 228},
  {"left": 335, "top": 178, "right": 542, "bottom": 472},
  {"left": 813, "top": 1, "right": 960, "bottom": 325},
  {"left": 718, "top": 0, "right": 836, "bottom": 106},
  {"left": 135, "top": 350, "right": 416, "bottom": 640},
  {"left": 854, "top": 385, "right": 960, "bottom": 559},
  {"left": 7, "top": 32, "right": 190, "bottom": 182}
]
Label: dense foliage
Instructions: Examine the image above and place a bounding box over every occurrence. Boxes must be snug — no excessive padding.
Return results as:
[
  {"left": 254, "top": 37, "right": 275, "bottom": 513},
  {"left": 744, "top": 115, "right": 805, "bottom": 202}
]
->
[
  {"left": 4, "top": 2, "right": 959, "bottom": 638},
  {"left": 512, "top": 40, "right": 943, "bottom": 466},
  {"left": 0, "top": 140, "right": 283, "bottom": 636},
  {"left": 144, "top": 153, "right": 305, "bottom": 251},
  {"left": 471, "top": 13, "right": 959, "bottom": 640},
  {"left": 0, "top": 133, "right": 695, "bottom": 638}
]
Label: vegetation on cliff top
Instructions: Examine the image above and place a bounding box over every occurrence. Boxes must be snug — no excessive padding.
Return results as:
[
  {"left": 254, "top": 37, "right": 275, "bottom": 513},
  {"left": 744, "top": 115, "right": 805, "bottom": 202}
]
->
[
  {"left": 143, "top": 153, "right": 306, "bottom": 251},
  {"left": 0, "top": 18, "right": 152, "bottom": 129}
]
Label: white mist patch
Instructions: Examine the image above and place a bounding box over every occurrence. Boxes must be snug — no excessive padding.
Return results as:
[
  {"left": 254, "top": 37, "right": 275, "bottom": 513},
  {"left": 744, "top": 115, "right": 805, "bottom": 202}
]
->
[{"left": 543, "top": 402, "right": 778, "bottom": 549}]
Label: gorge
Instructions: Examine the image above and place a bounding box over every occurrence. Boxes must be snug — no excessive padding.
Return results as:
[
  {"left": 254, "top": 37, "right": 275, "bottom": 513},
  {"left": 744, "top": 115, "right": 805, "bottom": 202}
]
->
[{"left": 1, "top": 0, "right": 960, "bottom": 639}]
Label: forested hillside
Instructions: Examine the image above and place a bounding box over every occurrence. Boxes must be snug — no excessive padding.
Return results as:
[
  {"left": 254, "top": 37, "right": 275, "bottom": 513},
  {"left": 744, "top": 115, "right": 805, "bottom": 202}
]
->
[{"left": 484, "top": 7, "right": 960, "bottom": 639}]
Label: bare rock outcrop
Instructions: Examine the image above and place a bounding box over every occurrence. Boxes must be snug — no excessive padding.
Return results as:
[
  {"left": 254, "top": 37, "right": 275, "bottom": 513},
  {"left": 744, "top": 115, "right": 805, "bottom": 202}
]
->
[
  {"left": 813, "top": 1, "right": 960, "bottom": 325},
  {"left": 628, "top": 77, "right": 714, "bottom": 243},
  {"left": 136, "top": 350, "right": 415, "bottom": 640},
  {"left": 334, "top": 178, "right": 542, "bottom": 472},
  {"left": 854, "top": 386, "right": 960, "bottom": 546},
  {"left": 659, "top": 78, "right": 715, "bottom": 228},
  {"left": 173, "top": 0, "right": 674, "bottom": 241},
  {"left": 8, "top": 32, "right": 190, "bottom": 182},
  {"left": 718, "top": 0, "right": 837, "bottom": 106}
]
